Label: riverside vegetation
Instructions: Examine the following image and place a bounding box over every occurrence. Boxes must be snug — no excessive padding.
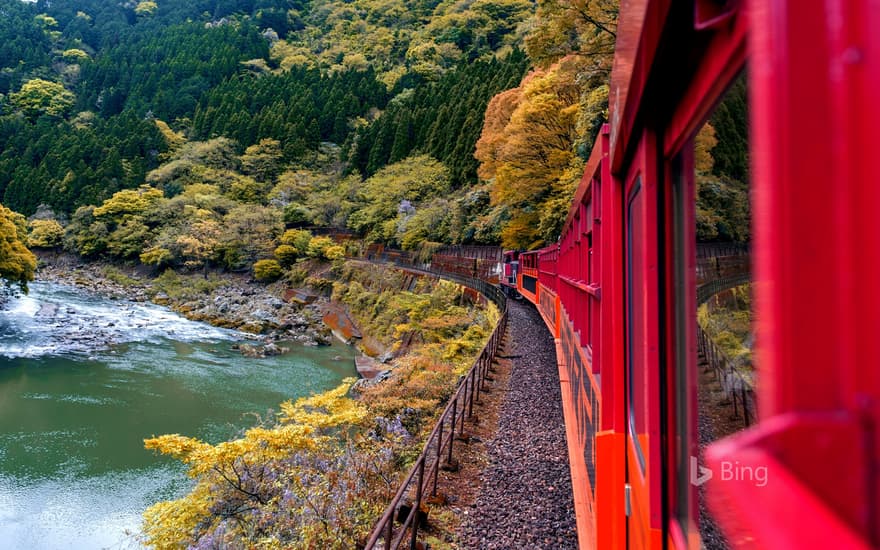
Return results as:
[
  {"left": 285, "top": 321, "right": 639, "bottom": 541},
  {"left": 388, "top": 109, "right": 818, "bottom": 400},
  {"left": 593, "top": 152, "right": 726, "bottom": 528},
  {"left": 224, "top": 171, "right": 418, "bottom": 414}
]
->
[{"left": 143, "top": 262, "right": 499, "bottom": 548}]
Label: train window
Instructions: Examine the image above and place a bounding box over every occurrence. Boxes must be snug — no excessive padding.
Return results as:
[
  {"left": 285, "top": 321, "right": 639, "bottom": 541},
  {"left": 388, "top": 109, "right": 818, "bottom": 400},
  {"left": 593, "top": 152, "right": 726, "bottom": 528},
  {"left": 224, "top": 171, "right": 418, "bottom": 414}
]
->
[
  {"left": 627, "top": 176, "right": 647, "bottom": 474},
  {"left": 671, "top": 72, "right": 752, "bottom": 546}
]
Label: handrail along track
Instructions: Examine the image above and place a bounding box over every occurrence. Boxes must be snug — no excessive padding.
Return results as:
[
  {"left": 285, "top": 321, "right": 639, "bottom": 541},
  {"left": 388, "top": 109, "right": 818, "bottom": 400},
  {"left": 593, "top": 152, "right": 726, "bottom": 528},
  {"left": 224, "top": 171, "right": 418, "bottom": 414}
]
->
[{"left": 361, "top": 251, "right": 508, "bottom": 550}]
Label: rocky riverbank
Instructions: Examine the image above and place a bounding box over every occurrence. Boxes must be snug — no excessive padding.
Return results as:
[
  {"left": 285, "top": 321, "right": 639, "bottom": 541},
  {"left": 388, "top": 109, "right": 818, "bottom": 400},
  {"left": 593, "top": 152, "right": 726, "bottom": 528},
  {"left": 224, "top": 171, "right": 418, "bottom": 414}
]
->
[{"left": 35, "top": 252, "right": 335, "bottom": 349}]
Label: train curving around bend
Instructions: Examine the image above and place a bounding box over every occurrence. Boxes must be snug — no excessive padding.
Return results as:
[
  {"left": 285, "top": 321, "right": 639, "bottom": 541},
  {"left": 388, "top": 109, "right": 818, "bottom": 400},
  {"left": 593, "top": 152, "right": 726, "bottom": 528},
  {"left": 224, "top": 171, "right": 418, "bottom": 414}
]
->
[{"left": 426, "top": 1, "right": 878, "bottom": 548}]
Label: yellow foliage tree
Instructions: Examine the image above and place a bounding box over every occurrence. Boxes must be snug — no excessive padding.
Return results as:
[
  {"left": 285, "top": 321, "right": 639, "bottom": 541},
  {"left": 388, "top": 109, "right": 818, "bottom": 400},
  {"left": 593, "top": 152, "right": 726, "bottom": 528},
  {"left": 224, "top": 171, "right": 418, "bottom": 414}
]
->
[
  {"left": 475, "top": 56, "right": 588, "bottom": 248},
  {"left": 9, "top": 78, "right": 75, "bottom": 119},
  {"left": 93, "top": 186, "right": 165, "bottom": 219},
  {"left": 0, "top": 204, "right": 37, "bottom": 292},
  {"left": 27, "top": 219, "right": 64, "bottom": 248},
  {"left": 525, "top": 0, "right": 618, "bottom": 69},
  {"left": 143, "top": 381, "right": 369, "bottom": 549},
  {"left": 154, "top": 120, "right": 186, "bottom": 156}
]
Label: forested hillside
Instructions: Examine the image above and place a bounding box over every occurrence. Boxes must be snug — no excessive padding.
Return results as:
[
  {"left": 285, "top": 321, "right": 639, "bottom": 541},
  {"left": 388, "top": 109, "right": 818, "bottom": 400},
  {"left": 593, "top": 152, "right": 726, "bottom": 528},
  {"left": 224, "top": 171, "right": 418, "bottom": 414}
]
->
[
  {"left": 0, "top": 0, "right": 757, "bottom": 546},
  {"left": 0, "top": 0, "right": 743, "bottom": 285}
]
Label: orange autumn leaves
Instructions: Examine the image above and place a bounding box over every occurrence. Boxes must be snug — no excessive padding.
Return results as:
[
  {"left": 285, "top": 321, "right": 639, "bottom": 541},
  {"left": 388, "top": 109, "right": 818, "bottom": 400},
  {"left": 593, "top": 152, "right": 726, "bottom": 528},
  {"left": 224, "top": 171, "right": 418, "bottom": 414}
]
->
[{"left": 475, "top": 56, "right": 590, "bottom": 249}]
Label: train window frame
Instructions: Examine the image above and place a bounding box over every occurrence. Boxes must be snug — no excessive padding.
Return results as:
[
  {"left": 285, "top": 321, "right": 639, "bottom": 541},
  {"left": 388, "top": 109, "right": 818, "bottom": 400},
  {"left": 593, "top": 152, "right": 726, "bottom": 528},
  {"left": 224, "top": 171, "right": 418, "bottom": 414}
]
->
[
  {"left": 627, "top": 176, "right": 648, "bottom": 475},
  {"left": 670, "top": 149, "right": 694, "bottom": 539}
]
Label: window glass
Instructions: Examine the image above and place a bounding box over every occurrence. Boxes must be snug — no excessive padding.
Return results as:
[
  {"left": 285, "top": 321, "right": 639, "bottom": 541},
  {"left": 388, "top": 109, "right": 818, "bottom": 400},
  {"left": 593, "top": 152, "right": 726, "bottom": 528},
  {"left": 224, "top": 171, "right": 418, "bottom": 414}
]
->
[{"left": 627, "top": 177, "right": 647, "bottom": 473}]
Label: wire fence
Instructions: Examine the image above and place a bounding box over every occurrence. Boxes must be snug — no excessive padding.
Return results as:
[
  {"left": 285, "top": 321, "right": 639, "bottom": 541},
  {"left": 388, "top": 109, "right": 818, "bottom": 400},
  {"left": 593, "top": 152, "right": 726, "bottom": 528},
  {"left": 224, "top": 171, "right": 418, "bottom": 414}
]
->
[
  {"left": 696, "top": 242, "right": 749, "bottom": 259},
  {"left": 696, "top": 273, "right": 751, "bottom": 305},
  {"left": 360, "top": 251, "right": 508, "bottom": 549},
  {"left": 695, "top": 260, "right": 754, "bottom": 427},
  {"left": 697, "top": 323, "right": 756, "bottom": 427}
]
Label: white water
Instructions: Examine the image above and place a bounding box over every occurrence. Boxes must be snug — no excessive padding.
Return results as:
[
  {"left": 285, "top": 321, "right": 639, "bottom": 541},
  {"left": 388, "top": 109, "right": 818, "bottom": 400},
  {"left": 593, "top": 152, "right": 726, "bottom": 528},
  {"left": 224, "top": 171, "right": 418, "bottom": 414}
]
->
[
  {"left": 0, "top": 281, "right": 355, "bottom": 549},
  {"left": 0, "top": 282, "right": 238, "bottom": 359}
]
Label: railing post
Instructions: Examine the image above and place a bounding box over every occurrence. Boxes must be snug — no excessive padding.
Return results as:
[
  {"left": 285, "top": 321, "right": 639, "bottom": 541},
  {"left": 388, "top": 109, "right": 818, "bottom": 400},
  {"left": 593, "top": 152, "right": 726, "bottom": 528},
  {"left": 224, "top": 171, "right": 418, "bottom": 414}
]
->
[
  {"left": 469, "top": 365, "right": 478, "bottom": 416},
  {"left": 459, "top": 376, "right": 469, "bottom": 431},
  {"left": 410, "top": 458, "right": 425, "bottom": 550},
  {"left": 448, "top": 397, "right": 457, "bottom": 466},
  {"left": 731, "top": 372, "right": 739, "bottom": 418},
  {"left": 434, "top": 419, "right": 443, "bottom": 496}
]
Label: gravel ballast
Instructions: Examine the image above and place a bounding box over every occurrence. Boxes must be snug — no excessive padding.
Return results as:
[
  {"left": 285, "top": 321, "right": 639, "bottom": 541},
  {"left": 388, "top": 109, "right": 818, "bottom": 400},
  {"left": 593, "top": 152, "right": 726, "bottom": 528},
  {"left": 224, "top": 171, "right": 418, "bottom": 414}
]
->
[{"left": 457, "top": 299, "right": 579, "bottom": 549}]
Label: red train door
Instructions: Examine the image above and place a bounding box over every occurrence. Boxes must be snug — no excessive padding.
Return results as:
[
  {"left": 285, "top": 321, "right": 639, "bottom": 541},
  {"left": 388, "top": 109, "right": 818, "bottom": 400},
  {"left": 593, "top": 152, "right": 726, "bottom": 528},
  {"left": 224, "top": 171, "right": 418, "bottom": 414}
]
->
[{"left": 623, "top": 133, "right": 663, "bottom": 549}]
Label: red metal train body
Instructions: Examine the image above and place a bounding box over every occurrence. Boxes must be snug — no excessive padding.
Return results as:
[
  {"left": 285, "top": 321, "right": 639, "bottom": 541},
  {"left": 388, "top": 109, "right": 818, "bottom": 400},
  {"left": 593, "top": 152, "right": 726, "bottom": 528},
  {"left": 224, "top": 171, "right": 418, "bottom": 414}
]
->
[{"left": 433, "top": 1, "right": 879, "bottom": 548}]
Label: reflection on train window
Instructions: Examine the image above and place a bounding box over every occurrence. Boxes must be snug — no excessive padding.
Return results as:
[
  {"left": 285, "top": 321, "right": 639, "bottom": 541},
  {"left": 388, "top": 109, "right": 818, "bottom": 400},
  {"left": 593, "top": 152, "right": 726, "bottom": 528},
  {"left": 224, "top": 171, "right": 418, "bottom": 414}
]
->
[{"left": 627, "top": 176, "right": 647, "bottom": 473}]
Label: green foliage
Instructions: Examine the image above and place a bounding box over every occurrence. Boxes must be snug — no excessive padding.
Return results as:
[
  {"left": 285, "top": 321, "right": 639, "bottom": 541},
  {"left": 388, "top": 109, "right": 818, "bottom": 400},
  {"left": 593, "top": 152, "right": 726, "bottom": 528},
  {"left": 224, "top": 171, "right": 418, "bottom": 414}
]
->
[
  {"left": 9, "top": 78, "right": 75, "bottom": 119},
  {"left": 0, "top": 203, "right": 36, "bottom": 291},
  {"left": 324, "top": 244, "right": 345, "bottom": 260},
  {"left": 92, "top": 186, "right": 164, "bottom": 218},
  {"left": 306, "top": 235, "right": 334, "bottom": 258},
  {"left": 280, "top": 229, "right": 314, "bottom": 255},
  {"left": 63, "top": 206, "right": 108, "bottom": 257},
  {"left": 694, "top": 79, "right": 751, "bottom": 244},
  {"left": 150, "top": 269, "right": 227, "bottom": 302},
  {"left": 192, "top": 66, "right": 387, "bottom": 155},
  {"left": 347, "top": 155, "right": 451, "bottom": 246},
  {"left": 27, "top": 219, "right": 64, "bottom": 248},
  {"left": 270, "top": 0, "right": 532, "bottom": 86},
  {"left": 274, "top": 244, "right": 299, "bottom": 266},
  {"left": 253, "top": 258, "right": 282, "bottom": 281},
  {"left": 350, "top": 52, "right": 529, "bottom": 188},
  {"left": 696, "top": 175, "right": 750, "bottom": 242},
  {"left": 240, "top": 138, "right": 283, "bottom": 183},
  {"left": 140, "top": 246, "right": 174, "bottom": 267},
  {"left": 697, "top": 285, "right": 753, "bottom": 368},
  {"left": 709, "top": 77, "right": 749, "bottom": 183},
  {"left": 225, "top": 174, "right": 268, "bottom": 204},
  {"left": 78, "top": 22, "right": 269, "bottom": 121},
  {"left": 0, "top": 112, "right": 167, "bottom": 215},
  {"left": 283, "top": 203, "right": 311, "bottom": 225}
]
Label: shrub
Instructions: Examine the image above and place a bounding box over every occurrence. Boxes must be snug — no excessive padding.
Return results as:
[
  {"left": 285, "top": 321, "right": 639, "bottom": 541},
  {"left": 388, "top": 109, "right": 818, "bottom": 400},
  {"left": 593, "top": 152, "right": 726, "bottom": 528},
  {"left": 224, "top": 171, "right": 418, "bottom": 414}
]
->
[
  {"left": 280, "top": 229, "right": 312, "bottom": 255},
  {"left": 253, "top": 259, "right": 282, "bottom": 281},
  {"left": 28, "top": 219, "right": 64, "bottom": 248},
  {"left": 274, "top": 244, "right": 298, "bottom": 266},
  {"left": 283, "top": 204, "right": 311, "bottom": 225},
  {"left": 307, "top": 236, "right": 334, "bottom": 258},
  {"left": 324, "top": 244, "right": 345, "bottom": 260}
]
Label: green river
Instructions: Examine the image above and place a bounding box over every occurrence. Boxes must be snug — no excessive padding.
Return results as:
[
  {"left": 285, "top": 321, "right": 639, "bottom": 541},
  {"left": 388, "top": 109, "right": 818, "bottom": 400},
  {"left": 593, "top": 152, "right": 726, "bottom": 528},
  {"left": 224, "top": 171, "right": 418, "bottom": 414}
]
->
[{"left": 0, "top": 281, "right": 356, "bottom": 549}]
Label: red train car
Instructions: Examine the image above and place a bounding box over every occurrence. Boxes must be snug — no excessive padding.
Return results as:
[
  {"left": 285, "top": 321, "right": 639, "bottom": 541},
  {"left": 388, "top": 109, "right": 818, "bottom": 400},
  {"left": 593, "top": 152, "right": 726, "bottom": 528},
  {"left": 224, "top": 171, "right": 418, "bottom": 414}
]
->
[
  {"left": 514, "top": 1, "right": 880, "bottom": 549},
  {"left": 500, "top": 250, "right": 520, "bottom": 295}
]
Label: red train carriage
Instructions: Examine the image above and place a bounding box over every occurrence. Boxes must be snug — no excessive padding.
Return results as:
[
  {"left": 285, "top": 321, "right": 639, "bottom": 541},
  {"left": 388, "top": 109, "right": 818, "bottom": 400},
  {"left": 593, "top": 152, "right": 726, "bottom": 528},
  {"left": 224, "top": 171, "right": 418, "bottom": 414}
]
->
[
  {"left": 431, "top": 246, "right": 504, "bottom": 283},
  {"left": 517, "top": 250, "right": 539, "bottom": 302},
  {"left": 513, "top": 0, "right": 880, "bottom": 548},
  {"left": 500, "top": 250, "right": 520, "bottom": 296}
]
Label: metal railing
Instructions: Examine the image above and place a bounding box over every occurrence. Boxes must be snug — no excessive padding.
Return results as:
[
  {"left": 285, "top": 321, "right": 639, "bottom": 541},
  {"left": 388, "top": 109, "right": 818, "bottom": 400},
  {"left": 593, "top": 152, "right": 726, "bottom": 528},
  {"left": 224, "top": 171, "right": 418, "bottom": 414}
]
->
[
  {"left": 696, "top": 242, "right": 749, "bottom": 259},
  {"left": 696, "top": 273, "right": 751, "bottom": 305},
  {"left": 695, "top": 255, "right": 754, "bottom": 428},
  {"left": 697, "top": 323, "right": 756, "bottom": 427},
  {"left": 360, "top": 252, "right": 508, "bottom": 549}
]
